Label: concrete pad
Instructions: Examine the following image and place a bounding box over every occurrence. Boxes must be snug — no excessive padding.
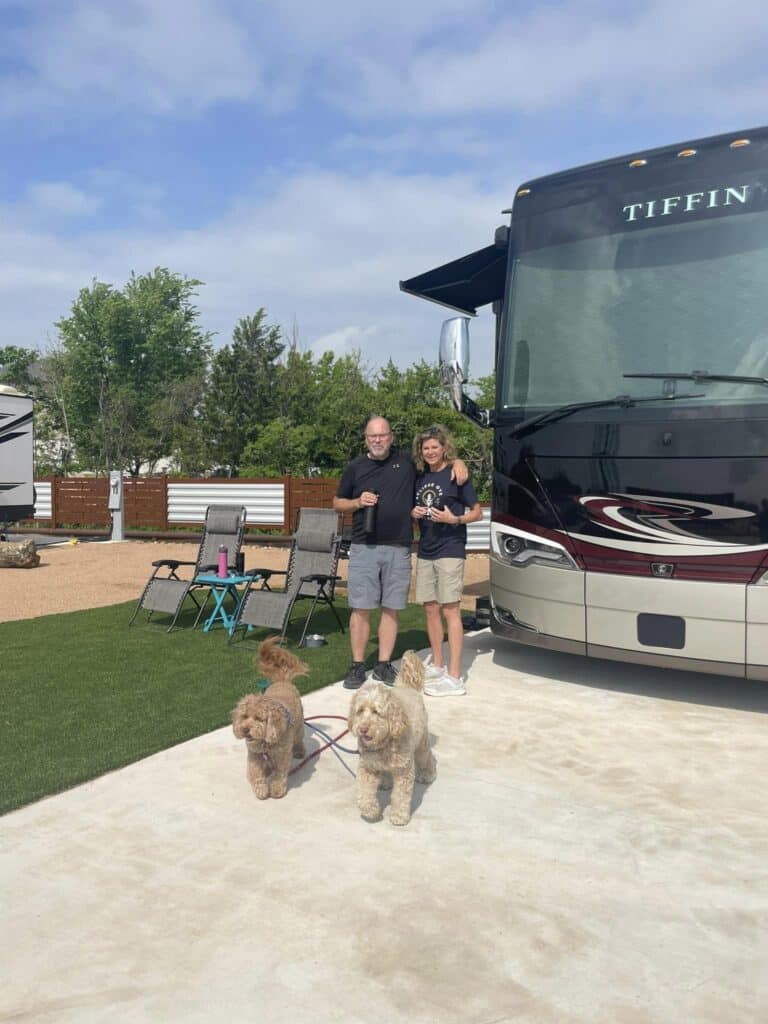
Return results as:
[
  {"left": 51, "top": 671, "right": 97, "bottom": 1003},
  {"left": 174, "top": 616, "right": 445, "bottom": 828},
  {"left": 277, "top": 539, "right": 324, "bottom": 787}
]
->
[{"left": 2, "top": 635, "right": 768, "bottom": 1023}]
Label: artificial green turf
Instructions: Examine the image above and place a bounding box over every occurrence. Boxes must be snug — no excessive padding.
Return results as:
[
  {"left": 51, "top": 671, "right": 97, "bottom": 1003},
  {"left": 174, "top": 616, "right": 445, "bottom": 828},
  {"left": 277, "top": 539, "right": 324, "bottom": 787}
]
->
[{"left": 0, "top": 597, "right": 429, "bottom": 815}]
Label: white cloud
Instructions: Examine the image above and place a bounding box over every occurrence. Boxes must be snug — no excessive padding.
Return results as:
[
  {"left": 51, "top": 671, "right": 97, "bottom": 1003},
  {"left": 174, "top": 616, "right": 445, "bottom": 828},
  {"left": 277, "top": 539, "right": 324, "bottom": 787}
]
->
[
  {"left": 0, "top": 167, "right": 501, "bottom": 376},
  {"left": 255, "top": 0, "right": 489, "bottom": 56},
  {"left": 26, "top": 181, "right": 101, "bottom": 217},
  {"left": 310, "top": 325, "right": 378, "bottom": 360},
  {"left": 1, "top": 0, "right": 766, "bottom": 127},
  {"left": 0, "top": 0, "right": 267, "bottom": 118},
  {"left": 341, "top": 0, "right": 768, "bottom": 118},
  {"left": 335, "top": 124, "right": 518, "bottom": 163},
  {"left": 3, "top": 0, "right": 763, "bottom": 387}
]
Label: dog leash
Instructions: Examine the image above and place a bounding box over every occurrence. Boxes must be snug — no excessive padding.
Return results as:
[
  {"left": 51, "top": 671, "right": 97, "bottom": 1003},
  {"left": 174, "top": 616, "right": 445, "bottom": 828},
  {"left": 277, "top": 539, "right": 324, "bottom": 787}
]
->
[{"left": 289, "top": 715, "right": 357, "bottom": 776}]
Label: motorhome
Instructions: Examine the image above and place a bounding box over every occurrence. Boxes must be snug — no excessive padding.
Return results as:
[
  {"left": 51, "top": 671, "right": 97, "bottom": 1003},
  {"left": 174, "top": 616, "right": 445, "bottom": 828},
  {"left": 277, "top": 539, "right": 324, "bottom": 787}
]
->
[
  {"left": 402, "top": 127, "right": 768, "bottom": 679},
  {"left": 0, "top": 384, "right": 35, "bottom": 531}
]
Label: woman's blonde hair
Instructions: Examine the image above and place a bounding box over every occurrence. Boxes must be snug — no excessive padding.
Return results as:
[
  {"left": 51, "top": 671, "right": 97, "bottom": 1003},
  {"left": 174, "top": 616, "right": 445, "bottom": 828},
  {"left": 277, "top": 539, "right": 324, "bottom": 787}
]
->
[{"left": 412, "top": 424, "right": 458, "bottom": 472}]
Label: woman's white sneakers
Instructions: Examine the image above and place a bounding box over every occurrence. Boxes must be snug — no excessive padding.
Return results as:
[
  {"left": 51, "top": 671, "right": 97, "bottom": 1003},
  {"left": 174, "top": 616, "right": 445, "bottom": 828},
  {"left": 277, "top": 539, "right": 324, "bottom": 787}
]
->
[
  {"left": 424, "top": 663, "right": 446, "bottom": 681},
  {"left": 424, "top": 672, "right": 466, "bottom": 697}
]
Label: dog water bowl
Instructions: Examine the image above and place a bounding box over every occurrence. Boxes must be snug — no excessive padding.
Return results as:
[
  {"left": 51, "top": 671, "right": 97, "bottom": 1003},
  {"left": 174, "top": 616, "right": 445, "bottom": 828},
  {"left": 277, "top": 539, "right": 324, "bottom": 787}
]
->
[{"left": 303, "top": 634, "right": 327, "bottom": 648}]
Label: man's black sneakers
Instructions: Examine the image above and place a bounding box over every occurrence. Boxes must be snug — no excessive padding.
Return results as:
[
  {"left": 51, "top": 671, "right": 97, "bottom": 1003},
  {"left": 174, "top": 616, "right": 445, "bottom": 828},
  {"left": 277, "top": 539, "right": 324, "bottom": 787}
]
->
[
  {"left": 372, "top": 660, "right": 397, "bottom": 685},
  {"left": 343, "top": 662, "right": 368, "bottom": 689}
]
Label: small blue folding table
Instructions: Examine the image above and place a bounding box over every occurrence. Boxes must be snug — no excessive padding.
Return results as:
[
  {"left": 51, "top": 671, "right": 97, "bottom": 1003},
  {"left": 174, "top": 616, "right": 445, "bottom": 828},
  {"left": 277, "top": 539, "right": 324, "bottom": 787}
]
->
[{"left": 193, "top": 572, "right": 257, "bottom": 636}]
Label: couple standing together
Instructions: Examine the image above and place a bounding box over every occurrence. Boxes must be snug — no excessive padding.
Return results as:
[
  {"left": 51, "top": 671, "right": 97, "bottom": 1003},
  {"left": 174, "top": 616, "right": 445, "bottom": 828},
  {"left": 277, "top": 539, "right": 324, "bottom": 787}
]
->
[{"left": 333, "top": 416, "right": 483, "bottom": 697}]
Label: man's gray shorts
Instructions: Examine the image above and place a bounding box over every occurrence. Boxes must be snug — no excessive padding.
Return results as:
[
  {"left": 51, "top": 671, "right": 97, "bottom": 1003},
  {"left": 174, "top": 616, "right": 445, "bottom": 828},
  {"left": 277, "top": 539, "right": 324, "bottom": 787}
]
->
[{"left": 348, "top": 544, "right": 412, "bottom": 610}]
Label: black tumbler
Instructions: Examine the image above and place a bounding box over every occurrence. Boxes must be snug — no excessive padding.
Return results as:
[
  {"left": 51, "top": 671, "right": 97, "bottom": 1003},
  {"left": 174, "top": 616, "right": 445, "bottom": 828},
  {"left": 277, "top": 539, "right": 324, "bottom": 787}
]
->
[
  {"left": 363, "top": 493, "right": 378, "bottom": 534},
  {"left": 235, "top": 551, "right": 245, "bottom": 575}
]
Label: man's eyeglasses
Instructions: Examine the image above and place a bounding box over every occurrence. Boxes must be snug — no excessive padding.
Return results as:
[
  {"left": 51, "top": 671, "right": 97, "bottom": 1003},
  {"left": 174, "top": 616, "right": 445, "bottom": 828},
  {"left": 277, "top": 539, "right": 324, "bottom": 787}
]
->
[{"left": 366, "top": 432, "right": 391, "bottom": 440}]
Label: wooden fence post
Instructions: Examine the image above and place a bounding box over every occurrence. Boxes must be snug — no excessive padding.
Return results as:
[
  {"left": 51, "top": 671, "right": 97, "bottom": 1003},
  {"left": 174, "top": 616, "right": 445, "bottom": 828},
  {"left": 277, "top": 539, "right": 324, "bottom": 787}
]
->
[
  {"left": 162, "top": 475, "right": 169, "bottom": 530},
  {"left": 51, "top": 475, "right": 60, "bottom": 529},
  {"left": 283, "top": 474, "right": 292, "bottom": 534}
]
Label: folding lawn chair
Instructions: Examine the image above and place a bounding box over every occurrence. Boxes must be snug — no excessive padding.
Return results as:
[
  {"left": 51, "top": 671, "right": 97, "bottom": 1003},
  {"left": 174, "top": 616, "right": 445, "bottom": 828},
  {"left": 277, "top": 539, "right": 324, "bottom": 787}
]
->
[
  {"left": 230, "top": 507, "right": 345, "bottom": 647},
  {"left": 129, "top": 504, "right": 247, "bottom": 632}
]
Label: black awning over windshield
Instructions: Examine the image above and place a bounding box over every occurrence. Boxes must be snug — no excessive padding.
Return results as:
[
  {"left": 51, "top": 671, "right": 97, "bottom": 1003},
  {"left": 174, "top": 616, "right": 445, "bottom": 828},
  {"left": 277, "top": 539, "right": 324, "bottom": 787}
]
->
[{"left": 399, "top": 243, "right": 507, "bottom": 316}]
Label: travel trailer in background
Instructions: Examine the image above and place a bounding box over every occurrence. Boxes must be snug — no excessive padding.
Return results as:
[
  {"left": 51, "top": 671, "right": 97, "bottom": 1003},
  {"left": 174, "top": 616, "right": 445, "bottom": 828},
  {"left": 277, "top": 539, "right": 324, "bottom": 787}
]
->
[
  {"left": 0, "top": 385, "right": 34, "bottom": 532},
  {"left": 402, "top": 126, "right": 768, "bottom": 680}
]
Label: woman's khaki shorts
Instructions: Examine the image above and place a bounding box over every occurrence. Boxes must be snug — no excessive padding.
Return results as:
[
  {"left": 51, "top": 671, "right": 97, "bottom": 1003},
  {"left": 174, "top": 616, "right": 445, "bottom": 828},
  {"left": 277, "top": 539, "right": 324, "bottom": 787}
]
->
[{"left": 414, "top": 556, "right": 465, "bottom": 605}]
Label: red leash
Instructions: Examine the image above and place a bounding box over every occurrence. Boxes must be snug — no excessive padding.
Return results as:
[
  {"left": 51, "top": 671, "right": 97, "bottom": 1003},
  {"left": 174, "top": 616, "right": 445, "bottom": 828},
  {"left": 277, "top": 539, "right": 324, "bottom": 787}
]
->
[{"left": 289, "top": 715, "right": 351, "bottom": 775}]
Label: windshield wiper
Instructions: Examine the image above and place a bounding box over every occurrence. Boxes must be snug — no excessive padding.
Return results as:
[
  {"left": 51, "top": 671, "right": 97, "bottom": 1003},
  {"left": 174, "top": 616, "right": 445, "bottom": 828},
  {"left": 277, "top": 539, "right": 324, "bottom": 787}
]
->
[
  {"left": 624, "top": 371, "right": 768, "bottom": 387},
  {"left": 511, "top": 391, "right": 704, "bottom": 439}
]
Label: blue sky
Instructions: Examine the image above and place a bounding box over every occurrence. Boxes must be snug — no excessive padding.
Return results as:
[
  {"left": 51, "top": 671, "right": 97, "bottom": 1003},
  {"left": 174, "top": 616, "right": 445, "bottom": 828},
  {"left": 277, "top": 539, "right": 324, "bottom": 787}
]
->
[{"left": 1, "top": 0, "right": 767, "bottom": 378}]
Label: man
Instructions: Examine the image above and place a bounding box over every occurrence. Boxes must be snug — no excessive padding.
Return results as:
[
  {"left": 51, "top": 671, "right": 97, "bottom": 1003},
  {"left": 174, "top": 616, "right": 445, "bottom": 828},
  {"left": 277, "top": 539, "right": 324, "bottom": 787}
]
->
[{"left": 334, "top": 416, "right": 466, "bottom": 689}]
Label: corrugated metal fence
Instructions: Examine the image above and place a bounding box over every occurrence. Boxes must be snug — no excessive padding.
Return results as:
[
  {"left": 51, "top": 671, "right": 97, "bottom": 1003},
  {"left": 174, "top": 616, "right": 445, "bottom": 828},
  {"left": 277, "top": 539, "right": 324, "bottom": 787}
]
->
[
  {"left": 32, "top": 476, "right": 491, "bottom": 549},
  {"left": 33, "top": 480, "right": 52, "bottom": 519},
  {"left": 166, "top": 481, "right": 284, "bottom": 526},
  {"left": 466, "top": 507, "right": 491, "bottom": 552}
]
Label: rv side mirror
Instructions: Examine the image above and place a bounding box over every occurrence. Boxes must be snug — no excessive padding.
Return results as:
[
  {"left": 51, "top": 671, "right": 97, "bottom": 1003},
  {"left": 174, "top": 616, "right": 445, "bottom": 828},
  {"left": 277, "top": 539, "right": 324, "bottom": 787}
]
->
[
  {"left": 439, "top": 317, "right": 470, "bottom": 384},
  {"left": 438, "top": 316, "right": 493, "bottom": 429},
  {"left": 439, "top": 317, "right": 470, "bottom": 413}
]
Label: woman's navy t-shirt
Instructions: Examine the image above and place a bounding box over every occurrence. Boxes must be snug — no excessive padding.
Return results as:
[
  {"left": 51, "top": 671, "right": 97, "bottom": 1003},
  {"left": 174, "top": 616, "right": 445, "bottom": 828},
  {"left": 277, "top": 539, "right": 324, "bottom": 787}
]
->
[{"left": 415, "top": 465, "right": 478, "bottom": 560}]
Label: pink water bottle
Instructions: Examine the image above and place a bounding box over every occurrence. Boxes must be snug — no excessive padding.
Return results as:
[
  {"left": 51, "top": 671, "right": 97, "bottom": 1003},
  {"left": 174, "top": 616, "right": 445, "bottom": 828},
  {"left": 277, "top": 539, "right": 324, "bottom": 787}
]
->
[{"left": 217, "top": 545, "right": 228, "bottom": 578}]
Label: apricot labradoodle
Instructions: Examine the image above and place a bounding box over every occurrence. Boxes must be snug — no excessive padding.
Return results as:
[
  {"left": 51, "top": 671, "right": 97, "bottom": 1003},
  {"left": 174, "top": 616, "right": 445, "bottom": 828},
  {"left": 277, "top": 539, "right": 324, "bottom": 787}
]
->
[
  {"left": 231, "top": 636, "right": 307, "bottom": 799},
  {"left": 347, "top": 650, "right": 437, "bottom": 826}
]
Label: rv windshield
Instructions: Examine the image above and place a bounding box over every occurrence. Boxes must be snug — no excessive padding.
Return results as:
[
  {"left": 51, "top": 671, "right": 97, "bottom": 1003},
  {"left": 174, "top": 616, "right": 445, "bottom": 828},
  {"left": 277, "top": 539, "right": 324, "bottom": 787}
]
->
[{"left": 499, "top": 207, "right": 768, "bottom": 412}]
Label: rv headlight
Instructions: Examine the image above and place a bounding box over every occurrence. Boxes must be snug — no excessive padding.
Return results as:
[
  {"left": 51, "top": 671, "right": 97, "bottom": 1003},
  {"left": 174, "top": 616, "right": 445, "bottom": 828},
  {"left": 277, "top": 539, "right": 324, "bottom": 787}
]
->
[
  {"left": 501, "top": 535, "right": 525, "bottom": 558},
  {"left": 490, "top": 523, "right": 578, "bottom": 570}
]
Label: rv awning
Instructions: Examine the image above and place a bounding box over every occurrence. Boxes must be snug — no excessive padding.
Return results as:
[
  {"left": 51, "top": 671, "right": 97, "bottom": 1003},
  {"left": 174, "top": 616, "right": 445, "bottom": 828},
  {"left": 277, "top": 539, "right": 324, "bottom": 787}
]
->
[{"left": 399, "top": 243, "right": 507, "bottom": 316}]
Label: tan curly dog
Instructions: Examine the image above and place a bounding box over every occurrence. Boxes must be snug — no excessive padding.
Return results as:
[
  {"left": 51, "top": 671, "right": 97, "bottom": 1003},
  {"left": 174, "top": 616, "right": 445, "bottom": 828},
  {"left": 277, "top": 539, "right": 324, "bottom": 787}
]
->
[
  {"left": 347, "top": 650, "right": 437, "bottom": 826},
  {"left": 231, "top": 636, "right": 307, "bottom": 800}
]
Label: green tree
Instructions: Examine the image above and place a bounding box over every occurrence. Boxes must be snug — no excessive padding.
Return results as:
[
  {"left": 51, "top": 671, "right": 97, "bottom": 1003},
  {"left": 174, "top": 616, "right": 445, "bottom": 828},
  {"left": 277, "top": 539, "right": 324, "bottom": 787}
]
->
[
  {"left": 241, "top": 418, "right": 316, "bottom": 476},
  {"left": 372, "top": 359, "right": 453, "bottom": 450},
  {"left": 273, "top": 346, "right": 320, "bottom": 425},
  {"left": 0, "top": 345, "right": 39, "bottom": 393},
  {"left": 55, "top": 268, "right": 211, "bottom": 474},
  {"left": 300, "top": 350, "right": 374, "bottom": 470},
  {"left": 154, "top": 375, "right": 209, "bottom": 475},
  {"left": 241, "top": 349, "right": 374, "bottom": 475},
  {"left": 371, "top": 360, "right": 495, "bottom": 498},
  {"left": 202, "top": 310, "right": 284, "bottom": 476},
  {"left": 31, "top": 346, "right": 76, "bottom": 475},
  {"left": 0, "top": 344, "right": 80, "bottom": 475}
]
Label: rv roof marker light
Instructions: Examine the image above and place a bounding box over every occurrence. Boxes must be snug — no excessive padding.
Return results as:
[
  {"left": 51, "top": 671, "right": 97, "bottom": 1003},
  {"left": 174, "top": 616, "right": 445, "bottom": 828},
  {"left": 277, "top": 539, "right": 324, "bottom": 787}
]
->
[
  {"left": 730, "top": 138, "right": 751, "bottom": 149},
  {"left": 677, "top": 148, "right": 697, "bottom": 158},
  {"left": 516, "top": 187, "right": 531, "bottom": 197},
  {"left": 629, "top": 158, "right": 647, "bottom": 167}
]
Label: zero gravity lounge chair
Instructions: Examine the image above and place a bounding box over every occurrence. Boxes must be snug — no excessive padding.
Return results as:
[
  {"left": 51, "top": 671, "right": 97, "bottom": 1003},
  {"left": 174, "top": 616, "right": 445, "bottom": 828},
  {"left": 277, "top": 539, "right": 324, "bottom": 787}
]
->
[
  {"left": 129, "top": 504, "right": 247, "bottom": 632},
  {"left": 230, "top": 507, "right": 345, "bottom": 647}
]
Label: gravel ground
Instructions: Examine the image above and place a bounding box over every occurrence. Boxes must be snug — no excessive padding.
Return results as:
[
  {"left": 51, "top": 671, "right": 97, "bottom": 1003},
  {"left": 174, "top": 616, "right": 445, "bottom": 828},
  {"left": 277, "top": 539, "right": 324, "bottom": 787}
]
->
[{"left": 0, "top": 537, "right": 490, "bottom": 623}]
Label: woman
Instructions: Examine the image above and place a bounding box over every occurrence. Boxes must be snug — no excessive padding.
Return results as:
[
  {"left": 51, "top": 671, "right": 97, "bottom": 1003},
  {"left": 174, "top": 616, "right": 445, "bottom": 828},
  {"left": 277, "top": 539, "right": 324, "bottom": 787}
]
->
[{"left": 411, "top": 425, "right": 483, "bottom": 696}]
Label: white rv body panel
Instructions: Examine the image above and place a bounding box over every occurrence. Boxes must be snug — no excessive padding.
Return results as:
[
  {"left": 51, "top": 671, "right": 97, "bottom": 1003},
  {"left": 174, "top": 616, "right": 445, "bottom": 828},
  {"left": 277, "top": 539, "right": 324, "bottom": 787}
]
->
[{"left": 0, "top": 385, "right": 35, "bottom": 524}]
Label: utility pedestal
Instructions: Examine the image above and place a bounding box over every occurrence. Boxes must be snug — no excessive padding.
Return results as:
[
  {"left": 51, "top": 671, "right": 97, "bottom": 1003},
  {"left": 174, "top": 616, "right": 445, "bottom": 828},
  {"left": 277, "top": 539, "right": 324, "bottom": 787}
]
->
[{"left": 108, "top": 471, "right": 124, "bottom": 542}]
